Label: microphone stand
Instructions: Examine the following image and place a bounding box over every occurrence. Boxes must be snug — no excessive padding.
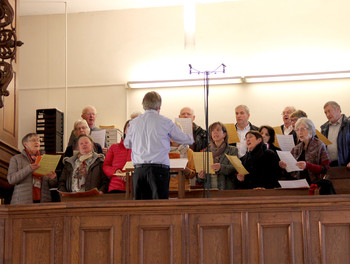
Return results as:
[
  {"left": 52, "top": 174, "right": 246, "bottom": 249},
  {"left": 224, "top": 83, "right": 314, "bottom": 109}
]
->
[{"left": 189, "top": 64, "right": 226, "bottom": 198}]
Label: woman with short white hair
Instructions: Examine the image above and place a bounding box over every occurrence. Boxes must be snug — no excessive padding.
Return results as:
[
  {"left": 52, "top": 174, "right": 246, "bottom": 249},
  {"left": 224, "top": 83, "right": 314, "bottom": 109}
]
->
[{"left": 280, "top": 118, "right": 330, "bottom": 184}]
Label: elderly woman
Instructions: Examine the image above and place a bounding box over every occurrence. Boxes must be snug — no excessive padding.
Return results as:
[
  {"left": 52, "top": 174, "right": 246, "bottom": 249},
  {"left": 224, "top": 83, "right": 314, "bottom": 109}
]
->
[
  {"left": 7, "top": 133, "right": 57, "bottom": 204},
  {"left": 64, "top": 119, "right": 103, "bottom": 157},
  {"left": 102, "top": 120, "right": 132, "bottom": 193},
  {"left": 259, "top": 125, "right": 280, "bottom": 154},
  {"left": 58, "top": 135, "right": 109, "bottom": 193},
  {"left": 198, "top": 122, "right": 238, "bottom": 190},
  {"left": 237, "top": 131, "right": 281, "bottom": 189},
  {"left": 279, "top": 118, "right": 330, "bottom": 184}
]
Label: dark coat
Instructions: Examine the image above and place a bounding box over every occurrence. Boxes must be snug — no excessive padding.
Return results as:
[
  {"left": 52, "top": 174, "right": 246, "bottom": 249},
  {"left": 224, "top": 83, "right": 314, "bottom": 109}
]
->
[
  {"left": 58, "top": 152, "right": 109, "bottom": 193},
  {"left": 321, "top": 114, "right": 350, "bottom": 166},
  {"left": 239, "top": 142, "right": 282, "bottom": 189}
]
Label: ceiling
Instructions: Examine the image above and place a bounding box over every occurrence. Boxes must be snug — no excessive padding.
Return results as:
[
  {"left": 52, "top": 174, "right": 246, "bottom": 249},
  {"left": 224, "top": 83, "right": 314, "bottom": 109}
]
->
[{"left": 19, "top": 0, "right": 233, "bottom": 16}]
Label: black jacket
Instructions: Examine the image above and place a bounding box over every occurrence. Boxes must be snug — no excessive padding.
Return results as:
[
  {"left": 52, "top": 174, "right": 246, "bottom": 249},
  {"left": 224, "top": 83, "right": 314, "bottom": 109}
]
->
[{"left": 239, "top": 142, "right": 282, "bottom": 189}]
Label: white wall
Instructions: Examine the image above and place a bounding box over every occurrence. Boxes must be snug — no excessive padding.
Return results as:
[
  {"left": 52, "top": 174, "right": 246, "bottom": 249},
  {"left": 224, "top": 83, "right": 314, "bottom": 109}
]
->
[{"left": 18, "top": 0, "right": 350, "bottom": 147}]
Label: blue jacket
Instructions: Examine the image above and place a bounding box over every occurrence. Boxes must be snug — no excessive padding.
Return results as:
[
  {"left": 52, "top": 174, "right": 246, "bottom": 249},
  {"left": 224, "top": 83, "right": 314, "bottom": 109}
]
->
[{"left": 321, "top": 115, "right": 350, "bottom": 166}]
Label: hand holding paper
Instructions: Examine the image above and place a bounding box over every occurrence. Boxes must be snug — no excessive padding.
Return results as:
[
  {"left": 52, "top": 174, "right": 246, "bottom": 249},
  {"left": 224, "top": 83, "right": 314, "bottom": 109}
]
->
[
  {"left": 277, "top": 151, "right": 303, "bottom": 172},
  {"left": 225, "top": 154, "right": 249, "bottom": 175},
  {"left": 34, "top": 154, "right": 61, "bottom": 177}
]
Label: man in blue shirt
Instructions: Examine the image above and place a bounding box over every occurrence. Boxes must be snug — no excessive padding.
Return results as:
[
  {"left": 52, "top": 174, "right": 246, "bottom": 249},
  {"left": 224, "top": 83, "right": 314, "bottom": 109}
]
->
[{"left": 124, "top": 91, "right": 194, "bottom": 199}]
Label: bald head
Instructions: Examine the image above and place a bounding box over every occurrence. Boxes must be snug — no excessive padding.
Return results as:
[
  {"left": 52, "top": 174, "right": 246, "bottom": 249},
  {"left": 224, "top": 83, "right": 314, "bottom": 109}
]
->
[{"left": 179, "top": 107, "right": 195, "bottom": 121}]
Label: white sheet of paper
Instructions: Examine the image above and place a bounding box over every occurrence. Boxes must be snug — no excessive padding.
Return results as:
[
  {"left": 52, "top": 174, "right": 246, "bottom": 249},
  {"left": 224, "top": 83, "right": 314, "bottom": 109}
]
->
[
  {"left": 122, "top": 159, "right": 188, "bottom": 170},
  {"left": 277, "top": 150, "right": 303, "bottom": 173},
  {"left": 91, "top": 129, "right": 106, "bottom": 147},
  {"left": 170, "top": 158, "right": 188, "bottom": 169},
  {"left": 175, "top": 118, "right": 193, "bottom": 136},
  {"left": 276, "top": 134, "right": 295, "bottom": 151},
  {"left": 278, "top": 179, "right": 309, "bottom": 188}
]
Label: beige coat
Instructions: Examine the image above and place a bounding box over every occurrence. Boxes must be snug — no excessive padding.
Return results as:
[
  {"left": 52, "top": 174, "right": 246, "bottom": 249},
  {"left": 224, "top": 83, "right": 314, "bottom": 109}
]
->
[{"left": 7, "top": 150, "right": 57, "bottom": 204}]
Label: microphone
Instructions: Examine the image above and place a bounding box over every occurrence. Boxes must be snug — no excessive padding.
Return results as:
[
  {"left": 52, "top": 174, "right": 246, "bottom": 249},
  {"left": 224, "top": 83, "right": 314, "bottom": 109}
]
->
[
  {"left": 189, "top": 64, "right": 192, "bottom": 74},
  {"left": 222, "top": 63, "right": 226, "bottom": 73}
]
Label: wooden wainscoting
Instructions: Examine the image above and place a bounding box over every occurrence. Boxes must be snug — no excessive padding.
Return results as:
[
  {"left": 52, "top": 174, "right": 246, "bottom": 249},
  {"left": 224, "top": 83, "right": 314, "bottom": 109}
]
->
[{"left": 2, "top": 195, "right": 350, "bottom": 264}]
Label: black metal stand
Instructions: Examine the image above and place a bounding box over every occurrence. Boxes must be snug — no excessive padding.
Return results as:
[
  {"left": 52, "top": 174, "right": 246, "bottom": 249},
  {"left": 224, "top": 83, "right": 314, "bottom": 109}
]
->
[{"left": 189, "top": 64, "right": 226, "bottom": 198}]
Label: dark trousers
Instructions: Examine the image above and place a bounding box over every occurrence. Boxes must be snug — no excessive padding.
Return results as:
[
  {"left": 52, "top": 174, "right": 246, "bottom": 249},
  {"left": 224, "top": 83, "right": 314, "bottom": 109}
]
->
[{"left": 133, "top": 166, "right": 170, "bottom": 200}]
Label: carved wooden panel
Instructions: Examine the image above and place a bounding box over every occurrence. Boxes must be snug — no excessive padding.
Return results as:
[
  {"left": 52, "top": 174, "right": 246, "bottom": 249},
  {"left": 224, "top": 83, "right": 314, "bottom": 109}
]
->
[
  {"left": 188, "top": 212, "right": 242, "bottom": 264},
  {"left": 129, "top": 214, "right": 183, "bottom": 264},
  {"left": 0, "top": 0, "right": 18, "bottom": 148},
  {"left": 11, "top": 216, "right": 64, "bottom": 264},
  {"left": 69, "top": 215, "right": 124, "bottom": 264},
  {"left": 248, "top": 211, "right": 305, "bottom": 264},
  {"left": 309, "top": 210, "right": 350, "bottom": 264}
]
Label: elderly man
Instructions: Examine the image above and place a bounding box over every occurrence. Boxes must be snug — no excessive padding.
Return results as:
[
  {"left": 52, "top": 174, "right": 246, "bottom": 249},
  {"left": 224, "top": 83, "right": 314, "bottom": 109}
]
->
[
  {"left": 281, "top": 106, "right": 298, "bottom": 144},
  {"left": 124, "top": 91, "right": 193, "bottom": 200},
  {"left": 179, "top": 107, "right": 208, "bottom": 152},
  {"left": 321, "top": 101, "right": 350, "bottom": 168},
  {"left": 233, "top": 105, "right": 258, "bottom": 158},
  {"left": 68, "top": 106, "right": 107, "bottom": 154}
]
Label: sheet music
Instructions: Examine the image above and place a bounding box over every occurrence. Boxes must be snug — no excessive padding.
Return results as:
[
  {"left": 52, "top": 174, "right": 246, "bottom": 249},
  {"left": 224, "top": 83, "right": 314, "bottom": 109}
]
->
[
  {"left": 123, "top": 161, "right": 134, "bottom": 170},
  {"left": 272, "top": 126, "right": 283, "bottom": 148},
  {"left": 316, "top": 129, "right": 332, "bottom": 145},
  {"left": 34, "top": 154, "right": 61, "bottom": 176},
  {"left": 122, "top": 159, "right": 188, "bottom": 170},
  {"left": 276, "top": 134, "right": 295, "bottom": 151},
  {"left": 277, "top": 151, "right": 303, "bottom": 173},
  {"left": 192, "top": 152, "right": 215, "bottom": 174},
  {"left": 175, "top": 118, "right": 193, "bottom": 136},
  {"left": 170, "top": 158, "right": 188, "bottom": 169},
  {"left": 278, "top": 179, "right": 309, "bottom": 188},
  {"left": 224, "top": 123, "right": 240, "bottom": 144},
  {"left": 91, "top": 129, "right": 106, "bottom": 147},
  {"left": 225, "top": 154, "right": 249, "bottom": 175}
]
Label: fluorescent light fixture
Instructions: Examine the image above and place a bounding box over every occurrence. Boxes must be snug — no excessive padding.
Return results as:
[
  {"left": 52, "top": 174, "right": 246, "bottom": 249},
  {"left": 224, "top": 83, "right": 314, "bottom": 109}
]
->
[
  {"left": 243, "top": 71, "right": 350, "bottom": 83},
  {"left": 127, "top": 70, "right": 350, "bottom": 88},
  {"left": 127, "top": 77, "right": 242, "bottom": 89}
]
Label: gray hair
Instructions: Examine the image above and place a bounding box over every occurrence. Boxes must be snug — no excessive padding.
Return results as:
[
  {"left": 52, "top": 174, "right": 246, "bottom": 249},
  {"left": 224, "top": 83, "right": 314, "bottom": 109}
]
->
[
  {"left": 324, "top": 101, "right": 341, "bottom": 112},
  {"left": 295, "top": 117, "right": 316, "bottom": 137},
  {"left": 73, "top": 119, "right": 90, "bottom": 134},
  {"left": 82, "top": 105, "right": 97, "bottom": 115},
  {"left": 22, "top": 133, "right": 38, "bottom": 147},
  {"left": 235, "top": 104, "right": 250, "bottom": 115},
  {"left": 142, "top": 91, "right": 162, "bottom": 110}
]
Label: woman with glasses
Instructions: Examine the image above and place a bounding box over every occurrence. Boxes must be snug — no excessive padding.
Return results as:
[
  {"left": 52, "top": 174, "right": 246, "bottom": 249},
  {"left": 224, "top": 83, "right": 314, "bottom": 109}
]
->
[
  {"left": 7, "top": 133, "right": 57, "bottom": 204},
  {"left": 279, "top": 118, "right": 330, "bottom": 184}
]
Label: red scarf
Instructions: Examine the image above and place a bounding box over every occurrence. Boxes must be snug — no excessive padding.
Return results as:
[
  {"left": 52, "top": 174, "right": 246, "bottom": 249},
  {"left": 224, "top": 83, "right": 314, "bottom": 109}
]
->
[{"left": 25, "top": 149, "right": 42, "bottom": 201}]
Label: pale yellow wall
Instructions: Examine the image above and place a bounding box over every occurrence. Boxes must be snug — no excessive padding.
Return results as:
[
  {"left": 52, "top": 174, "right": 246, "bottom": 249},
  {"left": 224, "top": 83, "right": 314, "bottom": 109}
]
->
[{"left": 18, "top": 0, "right": 350, "bottom": 147}]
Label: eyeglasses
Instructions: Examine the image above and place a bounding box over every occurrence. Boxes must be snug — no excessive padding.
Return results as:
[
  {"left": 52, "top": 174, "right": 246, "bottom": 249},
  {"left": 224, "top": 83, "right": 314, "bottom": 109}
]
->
[
  {"left": 28, "top": 138, "right": 40, "bottom": 143},
  {"left": 295, "top": 127, "right": 308, "bottom": 133},
  {"left": 84, "top": 112, "right": 96, "bottom": 116},
  {"left": 76, "top": 126, "right": 88, "bottom": 130},
  {"left": 281, "top": 111, "right": 292, "bottom": 115}
]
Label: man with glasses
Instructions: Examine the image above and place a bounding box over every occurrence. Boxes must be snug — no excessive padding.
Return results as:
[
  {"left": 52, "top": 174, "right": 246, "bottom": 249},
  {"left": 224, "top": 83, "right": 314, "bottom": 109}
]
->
[
  {"left": 68, "top": 106, "right": 107, "bottom": 154},
  {"left": 280, "top": 106, "right": 298, "bottom": 144}
]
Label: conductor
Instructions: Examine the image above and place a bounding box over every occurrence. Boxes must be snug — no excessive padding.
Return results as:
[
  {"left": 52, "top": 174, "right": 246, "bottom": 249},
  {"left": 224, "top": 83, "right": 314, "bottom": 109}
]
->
[{"left": 124, "top": 91, "right": 194, "bottom": 199}]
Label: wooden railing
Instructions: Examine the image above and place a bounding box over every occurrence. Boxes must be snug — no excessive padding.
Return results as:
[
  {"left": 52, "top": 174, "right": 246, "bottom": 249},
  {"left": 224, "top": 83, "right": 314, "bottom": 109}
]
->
[{"left": 3, "top": 194, "right": 350, "bottom": 263}]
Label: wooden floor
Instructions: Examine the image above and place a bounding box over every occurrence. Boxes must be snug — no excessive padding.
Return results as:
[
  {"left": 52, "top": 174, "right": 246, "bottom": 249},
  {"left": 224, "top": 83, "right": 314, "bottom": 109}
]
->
[{"left": 2, "top": 193, "right": 350, "bottom": 264}]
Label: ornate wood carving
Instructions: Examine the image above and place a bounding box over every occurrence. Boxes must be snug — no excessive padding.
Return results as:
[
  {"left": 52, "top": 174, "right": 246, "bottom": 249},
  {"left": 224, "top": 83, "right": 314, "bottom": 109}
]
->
[{"left": 0, "top": 0, "right": 22, "bottom": 108}]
